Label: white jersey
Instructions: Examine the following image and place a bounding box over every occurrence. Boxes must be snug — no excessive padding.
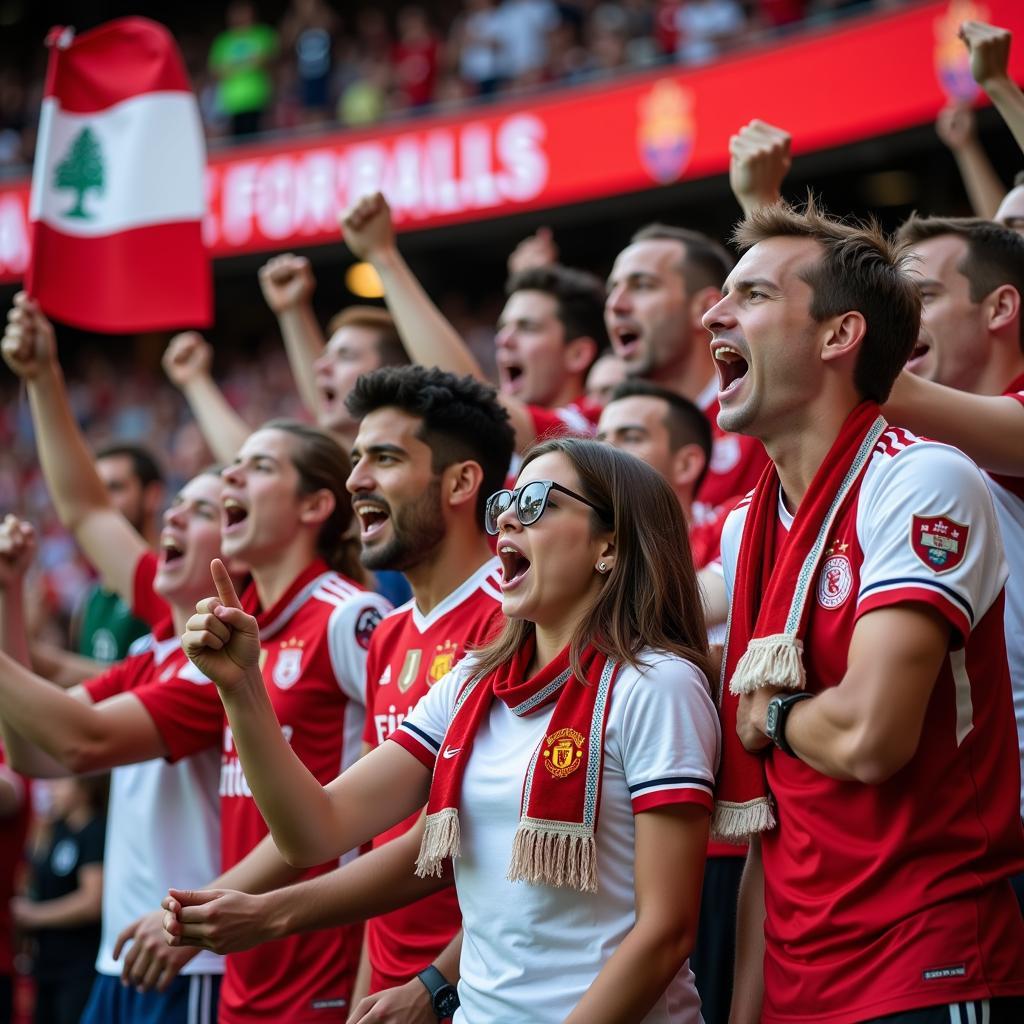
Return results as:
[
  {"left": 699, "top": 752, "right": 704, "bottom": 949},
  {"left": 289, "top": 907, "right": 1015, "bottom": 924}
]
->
[
  {"left": 84, "top": 634, "right": 223, "bottom": 977},
  {"left": 398, "top": 650, "right": 720, "bottom": 1024}
]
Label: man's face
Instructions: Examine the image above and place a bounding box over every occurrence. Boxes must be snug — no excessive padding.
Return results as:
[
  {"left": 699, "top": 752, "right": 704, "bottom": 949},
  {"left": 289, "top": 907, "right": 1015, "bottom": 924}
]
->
[
  {"left": 905, "top": 234, "right": 989, "bottom": 392},
  {"left": 313, "top": 325, "right": 383, "bottom": 433},
  {"left": 154, "top": 473, "right": 225, "bottom": 607},
  {"left": 703, "top": 236, "right": 825, "bottom": 438},
  {"left": 585, "top": 353, "right": 627, "bottom": 408},
  {"left": 347, "top": 408, "right": 447, "bottom": 572},
  {"left": 96, "top": 455, "right": 147, "bottom": 532},
  {"left": 995, "top": 185, "right": 1024, "bottom": 236},
  {"left": 494, "top": 290, "right": 570, "bottom": 407},
  {"left": 605, "top": 240, "right": 691, "bottom": 380},
  {"left": 597, "top": 395, "right": 675, "bottom": 478}
]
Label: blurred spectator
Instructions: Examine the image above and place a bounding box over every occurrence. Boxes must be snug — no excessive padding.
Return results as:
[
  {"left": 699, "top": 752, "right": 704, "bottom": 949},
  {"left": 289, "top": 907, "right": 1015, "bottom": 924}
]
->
[
  {"left": 494, "top": 0, "right": 560, "bottom": 87},
  {"left": 0, "top": 745, "right": 29, "bottom": 1024},
  {"left": 208, "top": 1, "right": 279, "bottom": 136},
  {"left": 279, "top": 0, "right": 339, "bottom": 124},
  {"left": 337, "top": 58, "right": 391, "bottom": 126},
  {"left": 456, "top": 0, "right": 507, "bottom": 96},
  {"left": 0, "top": 71, "right": 28, "bottom": 167},
  {"left": 675, "top": 0, "right": 747, "bottom": 64},
  {"left": 12, "top": 777, "right": 106, "bottom": 1024},
  {"left": 392, "top": 6, "right": 442, "bottom": 110}
]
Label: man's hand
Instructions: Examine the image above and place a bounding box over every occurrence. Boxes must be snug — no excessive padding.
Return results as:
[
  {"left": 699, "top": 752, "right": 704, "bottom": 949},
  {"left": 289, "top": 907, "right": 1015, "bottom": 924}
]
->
[
  {"left": 507, "top": 227, "right": 559, "bottom": 275},
  {"left": 258, "top": 254, "right": 316, "bottom": 314},
  {"left": 113, "top": 909, "right": 199, "bottom": 992},
  {"left": 182, "top": 559, "right": 261, "bottom": 692},
  {"left": 162, "top": 332, "right": 214, "bottom": 390},
  {"left": 736, "top": 687, "right": 781, "bottom": 752},
  {"left": 162, "top": 887, "right": 272, "bottom": 954},
  {"left": 0, "top": 515, "right": 37, "bottom": 591},
  {"left": 347, "top": 978, "right": 435, "bottom": 1024},
  {"left": 340, "top": 193, "right": 397, "bottom": 265},
  {"left": 2, "top": 292, "right": 58, "bottom": 381},
  {"left": 935, "top": 103, "right": 977, "bottom": 153},
  {"left": 729, "top": 119, "right": 791, "bottom": 215},
  {"left": 960, "top": 20, "right": 1012, "bottom": 89}
]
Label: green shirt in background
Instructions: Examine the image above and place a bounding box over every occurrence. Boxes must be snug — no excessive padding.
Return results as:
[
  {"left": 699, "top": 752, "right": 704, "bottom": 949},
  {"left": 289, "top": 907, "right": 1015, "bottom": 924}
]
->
[
  {"left": 209, "top": 24, "right": 278, "bottom": 115},
  {"left": 76, "top": 585, "right": 150, "bottom": 663}
]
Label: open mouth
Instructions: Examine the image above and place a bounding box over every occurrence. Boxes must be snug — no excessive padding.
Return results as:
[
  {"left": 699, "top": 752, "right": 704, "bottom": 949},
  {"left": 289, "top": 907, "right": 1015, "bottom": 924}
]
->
[
  {"left": 498, "top": 543, "right": 531, "bottom": 589},
  {"left": 714, "top": 344, "right": 750, "bottom": 396},
  {"left": 355, "top": 500, "right": 390, "bottom": 540},
  {"left": 499, "top": 363, "right": 525, "bottom": 393},
  {"left": 905, "top": 341, "right": 930, "bottom": 368},
  {"left": 320, "top": 383, "right": 338, "bottom": 404},
  {"left": 160, "top": 538, "right": 185, "bottom": 566},
  {"left": 223, "top": 497, "right": 249, "bottom": 531},
  {"left": 612, "top": 327, "right": 641, "bottom": 359}
]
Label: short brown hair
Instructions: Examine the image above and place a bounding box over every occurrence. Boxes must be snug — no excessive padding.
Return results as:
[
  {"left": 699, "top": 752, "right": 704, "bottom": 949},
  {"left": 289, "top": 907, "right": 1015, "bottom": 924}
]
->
[
  {"left": 506, "top": 264, "right": 609, "bottom": 357},
  {"left": 630, "top": 223, "right": 733, "bottom": 293},
  {"left": 325, "top": 306, "right": 408, "bottom": 368},
  {"left": 472, "top": 437, "right": 710, "bottom": 683},
  {"left": 733, "top": 197, "right": 920, "bottom": 404},
  {"left": 898, "top": 215, "right": 1024, "bottom": 349}
]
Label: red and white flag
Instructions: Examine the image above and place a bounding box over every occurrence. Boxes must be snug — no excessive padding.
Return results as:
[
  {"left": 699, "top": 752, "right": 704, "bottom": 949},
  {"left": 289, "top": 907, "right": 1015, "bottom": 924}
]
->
[{"left": 26, "top": 18, "right": 211, "bottom": 333}]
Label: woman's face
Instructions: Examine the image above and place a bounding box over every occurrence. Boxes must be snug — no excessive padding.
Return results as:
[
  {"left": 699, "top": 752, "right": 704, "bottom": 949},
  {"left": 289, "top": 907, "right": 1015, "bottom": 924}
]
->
[{"left": 495, "top": 451, "right": 613, "bottom": 633}]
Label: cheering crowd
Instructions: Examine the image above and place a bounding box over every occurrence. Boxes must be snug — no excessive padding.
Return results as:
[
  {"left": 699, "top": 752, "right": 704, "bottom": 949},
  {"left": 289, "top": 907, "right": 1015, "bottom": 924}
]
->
[{"left": 1, "top": 12, "right": 1024, "bottom": 1024}]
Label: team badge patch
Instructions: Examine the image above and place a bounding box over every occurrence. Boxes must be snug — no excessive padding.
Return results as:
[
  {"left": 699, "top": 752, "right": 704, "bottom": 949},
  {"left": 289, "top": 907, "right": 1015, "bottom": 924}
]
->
[
  {"left": 355, "top": 607, "right": 383, "bottom": 650},
  {"left": 911, "top": 514, "right": 969, "bottom": 574},
  {"left": 542, "top": 728, "right": 585, "bottom": 779},
  {"left": 428, "top": 641, "right": 458, "bottom": 685},
  {"left": 273, "top": 640, "right": 304, "bottom": 689},
  {"left": 817, "top": 554, "right": 853, "bottom": 610}
]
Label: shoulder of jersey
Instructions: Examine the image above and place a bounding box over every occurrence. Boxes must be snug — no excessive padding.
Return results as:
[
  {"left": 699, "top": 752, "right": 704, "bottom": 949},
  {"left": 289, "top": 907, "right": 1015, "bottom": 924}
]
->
[
  {"left": 127, "top": 632, "right": 157, "bottom": 657},
  {"left": 310, "top": 572, "right": 369, "bottom": 610},
  {"left": 478, "top": 565, "right": 504, "bottom": 605}
]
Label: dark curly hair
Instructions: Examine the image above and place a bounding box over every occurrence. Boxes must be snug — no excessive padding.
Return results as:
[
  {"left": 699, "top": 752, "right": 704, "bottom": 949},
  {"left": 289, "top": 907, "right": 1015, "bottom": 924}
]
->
[{"left": 346, "top": 366, "right": 515, "bottom": 519}]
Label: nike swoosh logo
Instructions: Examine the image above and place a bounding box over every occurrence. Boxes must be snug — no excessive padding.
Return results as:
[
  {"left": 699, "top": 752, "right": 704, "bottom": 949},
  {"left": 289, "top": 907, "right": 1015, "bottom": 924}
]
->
[{"left": 441, "top": 746, "right": 461, "bottom": 759}]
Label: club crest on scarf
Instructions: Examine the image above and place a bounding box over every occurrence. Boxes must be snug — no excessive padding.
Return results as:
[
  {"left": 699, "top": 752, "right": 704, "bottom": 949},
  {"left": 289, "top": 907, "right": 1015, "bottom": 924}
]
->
[
  {"left": 543, "top": 728, "right": 585, "bottom": 778},
  {"left": 911, "top": 514, "right": 969, "bottom": 574}
]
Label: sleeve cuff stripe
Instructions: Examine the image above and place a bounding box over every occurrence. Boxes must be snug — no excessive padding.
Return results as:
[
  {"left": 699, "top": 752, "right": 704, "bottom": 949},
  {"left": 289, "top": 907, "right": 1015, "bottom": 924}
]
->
[
  {"left": 857, "top": 588, "right": 970, "bottom": 640},
  {"left": 388, "top": 729, "right": 437, "bottom": 769},
  {"left": 397, "top": 721, "right": 441, "bottom": 752},
  {"left": 633, "top": 789, "right": 714, "bottom": 814},
  {"left": 859, "top": 576, "right": 974, "bottom": 624},
  {"left": 629, "top": 775, "right": 713, "bottom": 795}
]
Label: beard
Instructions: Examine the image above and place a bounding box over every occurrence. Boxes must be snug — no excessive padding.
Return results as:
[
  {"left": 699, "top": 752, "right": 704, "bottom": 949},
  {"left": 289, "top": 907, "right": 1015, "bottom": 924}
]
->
[{"left": 359, "top": 478, "right": 447, "bottom": 572}]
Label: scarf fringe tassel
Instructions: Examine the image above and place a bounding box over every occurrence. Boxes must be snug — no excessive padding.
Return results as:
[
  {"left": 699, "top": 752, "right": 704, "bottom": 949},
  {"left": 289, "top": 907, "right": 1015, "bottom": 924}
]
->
[
  {"left": 730, "top": 634, "right": 806, "bottom": 695},
  {"left": 508, "top": 820, "right": 598, "bottom": 893},
  {"left": 415, "top": 807, "right": 461, "bottom": 878},
  {"left": 711, "top": 797, "right": 776, "bottom": 841}
]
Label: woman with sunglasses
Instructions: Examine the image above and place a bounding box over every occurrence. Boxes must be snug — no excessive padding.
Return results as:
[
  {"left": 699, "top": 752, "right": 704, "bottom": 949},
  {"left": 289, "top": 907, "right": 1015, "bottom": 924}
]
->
[{"left": 183, "top": 436, "right": 720, "bottom": 1024}]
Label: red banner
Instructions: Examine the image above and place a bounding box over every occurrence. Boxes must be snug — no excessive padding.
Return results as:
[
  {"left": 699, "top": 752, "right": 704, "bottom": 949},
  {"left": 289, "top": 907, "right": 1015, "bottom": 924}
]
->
[{"left": 1, "top": 0, "right": 1022, "bottom": 284}]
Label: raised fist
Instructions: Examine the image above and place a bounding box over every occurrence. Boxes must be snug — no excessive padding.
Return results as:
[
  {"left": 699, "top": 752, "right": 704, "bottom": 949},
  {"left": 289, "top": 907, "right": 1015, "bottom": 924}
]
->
[
  {"left": 162, "top": 332, "right": 214, "bottom": 389},
  {"left": 729, "top": 119, "right": 792, "bottom": 216},
  {"left": 340, "top": 192, "right": 396, "bottom": 264},
  {"left": 0, "top": 514, "right": 37, "bottom": 590},
  {"left": 508, "top": 228, "right": 559, "bottom": 275},
  {"left": 935, "top": 104, "right": 977, "bottom": 152},
  {"left": 960, "top": 20, "right": 1011, "bottom": 89},
  {"left": 2, "top": 293, "right": 58, "bottom": 381},
  {"left": 258, "top": 254, "right": 316, "bottom": 314}
]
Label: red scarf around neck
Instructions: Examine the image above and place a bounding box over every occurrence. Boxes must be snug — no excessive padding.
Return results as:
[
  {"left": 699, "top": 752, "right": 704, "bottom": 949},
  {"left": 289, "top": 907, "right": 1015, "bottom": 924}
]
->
[
  {"left": 415, "top": 637, "right": 619, "bottom": 893},
  {"left": 712, "top": 402, "right": 887, "bottom": 841}
]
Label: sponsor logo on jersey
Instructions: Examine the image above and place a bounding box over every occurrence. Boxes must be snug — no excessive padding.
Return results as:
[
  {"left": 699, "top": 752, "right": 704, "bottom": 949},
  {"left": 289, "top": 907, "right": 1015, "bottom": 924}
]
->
[
  {"left": 428, "top": 640, "right": 459, "bottom": 685},
  {"left": 542, "top": 727, "right": 585, "bottom": 778},
  {"left": 911, "top": 514, "right": 969, "bottom": 574},
  {"left": 397, "top": 649, "right": 422, "bottom": 693},
  {"left": 355, "top": 606, "right": 383, "bottom": 650},
  {"left": 817, "top": 545, "right": 853, "bottom": 610},
  {"left": 377, "top": 665, "right": 392, "bottom": 687},
  {"left": 273, "top": 639, "right": 305, "bottom": 689}
]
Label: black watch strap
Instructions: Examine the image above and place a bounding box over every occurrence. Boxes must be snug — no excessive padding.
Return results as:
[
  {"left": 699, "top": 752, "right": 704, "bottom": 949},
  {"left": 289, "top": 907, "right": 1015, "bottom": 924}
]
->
[
  {"left": 416, "top": 964, "right": 459, "bottom": 1019},
  {"left": 768, "top": 692, "right": 813, "bottom": 756}
]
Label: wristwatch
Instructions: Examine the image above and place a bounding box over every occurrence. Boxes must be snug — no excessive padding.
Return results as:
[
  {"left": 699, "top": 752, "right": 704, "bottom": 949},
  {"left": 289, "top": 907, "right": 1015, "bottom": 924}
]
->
[
  {"left": 416, "top": 964, "right": 460, "bottom": 1019},
  {"left": 765, "top": 692, "right": 813, "bottom": 756}
]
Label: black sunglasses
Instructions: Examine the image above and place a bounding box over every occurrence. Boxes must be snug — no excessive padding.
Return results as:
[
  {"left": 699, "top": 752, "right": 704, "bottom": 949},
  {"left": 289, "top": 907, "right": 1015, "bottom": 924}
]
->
[{"left": 484, "top": 480, "right": 612, "bottom": 536}]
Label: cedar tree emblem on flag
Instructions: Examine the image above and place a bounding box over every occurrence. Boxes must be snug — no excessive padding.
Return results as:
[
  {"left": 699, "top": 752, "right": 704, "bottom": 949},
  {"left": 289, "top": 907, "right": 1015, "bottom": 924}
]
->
[{"left": 26, "top": 17, "right": 211, "bottom": 333}]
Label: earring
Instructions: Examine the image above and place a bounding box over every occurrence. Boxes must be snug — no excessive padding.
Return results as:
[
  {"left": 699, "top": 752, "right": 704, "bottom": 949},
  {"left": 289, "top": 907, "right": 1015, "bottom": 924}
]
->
[{"left": 598, "top": 562, "right": 608, "bottom": 573}]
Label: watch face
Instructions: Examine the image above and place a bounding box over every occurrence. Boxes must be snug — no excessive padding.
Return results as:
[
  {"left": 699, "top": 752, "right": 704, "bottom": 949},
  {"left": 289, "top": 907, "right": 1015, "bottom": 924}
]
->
[
  {"left": 435, "top": 987, "right": 460, "bottom": 1016},
  {"left": 765, "top": 699, "right": 780, "bottom": 738}
]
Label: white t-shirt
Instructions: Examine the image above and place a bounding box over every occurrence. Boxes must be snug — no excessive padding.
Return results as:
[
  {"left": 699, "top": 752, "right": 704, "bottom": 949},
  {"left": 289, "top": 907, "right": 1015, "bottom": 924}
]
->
[{"left": 397, "top": 650, "right": 720, "bottom": 1024}]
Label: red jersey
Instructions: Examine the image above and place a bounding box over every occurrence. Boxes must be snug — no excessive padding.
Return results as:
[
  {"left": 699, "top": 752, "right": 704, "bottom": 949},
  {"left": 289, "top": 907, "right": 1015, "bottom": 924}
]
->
[
  {"left": 362, "top": 558, "right": 504, "bottom": 992},
  {"left": 695, "top": 379, "right": 769, "bottom": 518},
  {"left": 721, "top": 429, "right": 1024, "bottom": 1022},
  {"left": 527, "top": 398, "right": 601, "bottom": 443},
  {"left": 131, "top": 550, "right": 172, "bottom": 631},
  {"left": 688, "top": 495, "right": 739, "bottom": 571},
  {"left": 0, "top": 745, "right": 29, "bottom": 977},
  {"left": 204, "top": 560, "right": 387, "bottom": 1023}
]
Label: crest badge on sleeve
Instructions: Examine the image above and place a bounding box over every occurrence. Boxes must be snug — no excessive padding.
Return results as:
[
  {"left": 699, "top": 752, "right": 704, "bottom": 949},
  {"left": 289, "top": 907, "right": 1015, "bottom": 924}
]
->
[{"left": 911, "top": 514, "right": 969, "bottom": 574}]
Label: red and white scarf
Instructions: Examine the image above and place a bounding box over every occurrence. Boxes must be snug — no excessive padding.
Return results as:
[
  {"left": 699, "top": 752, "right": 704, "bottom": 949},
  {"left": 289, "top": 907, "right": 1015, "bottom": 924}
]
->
[
  {"left": 713, "top": 401, "right": 887, "bottom": 841},
  {"left": 416, "top": 639, "right": 619, "bottom": 893}
]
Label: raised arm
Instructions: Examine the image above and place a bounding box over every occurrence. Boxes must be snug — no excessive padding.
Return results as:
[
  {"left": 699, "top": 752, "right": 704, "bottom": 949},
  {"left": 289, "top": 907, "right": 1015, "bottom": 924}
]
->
[
  {"left": 341, "top": 192, "right": 538, "bottom": 449},
  {"left": 885, "top": 371, "right": 1024, "bottom": 475},
  {"left": 962, "top": 21, "right": 1024, "bottom": 156},
  {"left": 729, "top": 120, "right": 791, "bottom": 217},
  {"left": 184, "top": 559, "right": 432, "bottom": 866},
  {"left": 162, "top": 331, "right": 249, "bottom": 464},
  {"left": 257, "top": 254, "right": 327, "bottom": 418},
  {"left": 1, "top": 294, "right": 148, "bottom": 599},
  {"left": 935, "top": 104, "right": 1006, "bottom": 218}
]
